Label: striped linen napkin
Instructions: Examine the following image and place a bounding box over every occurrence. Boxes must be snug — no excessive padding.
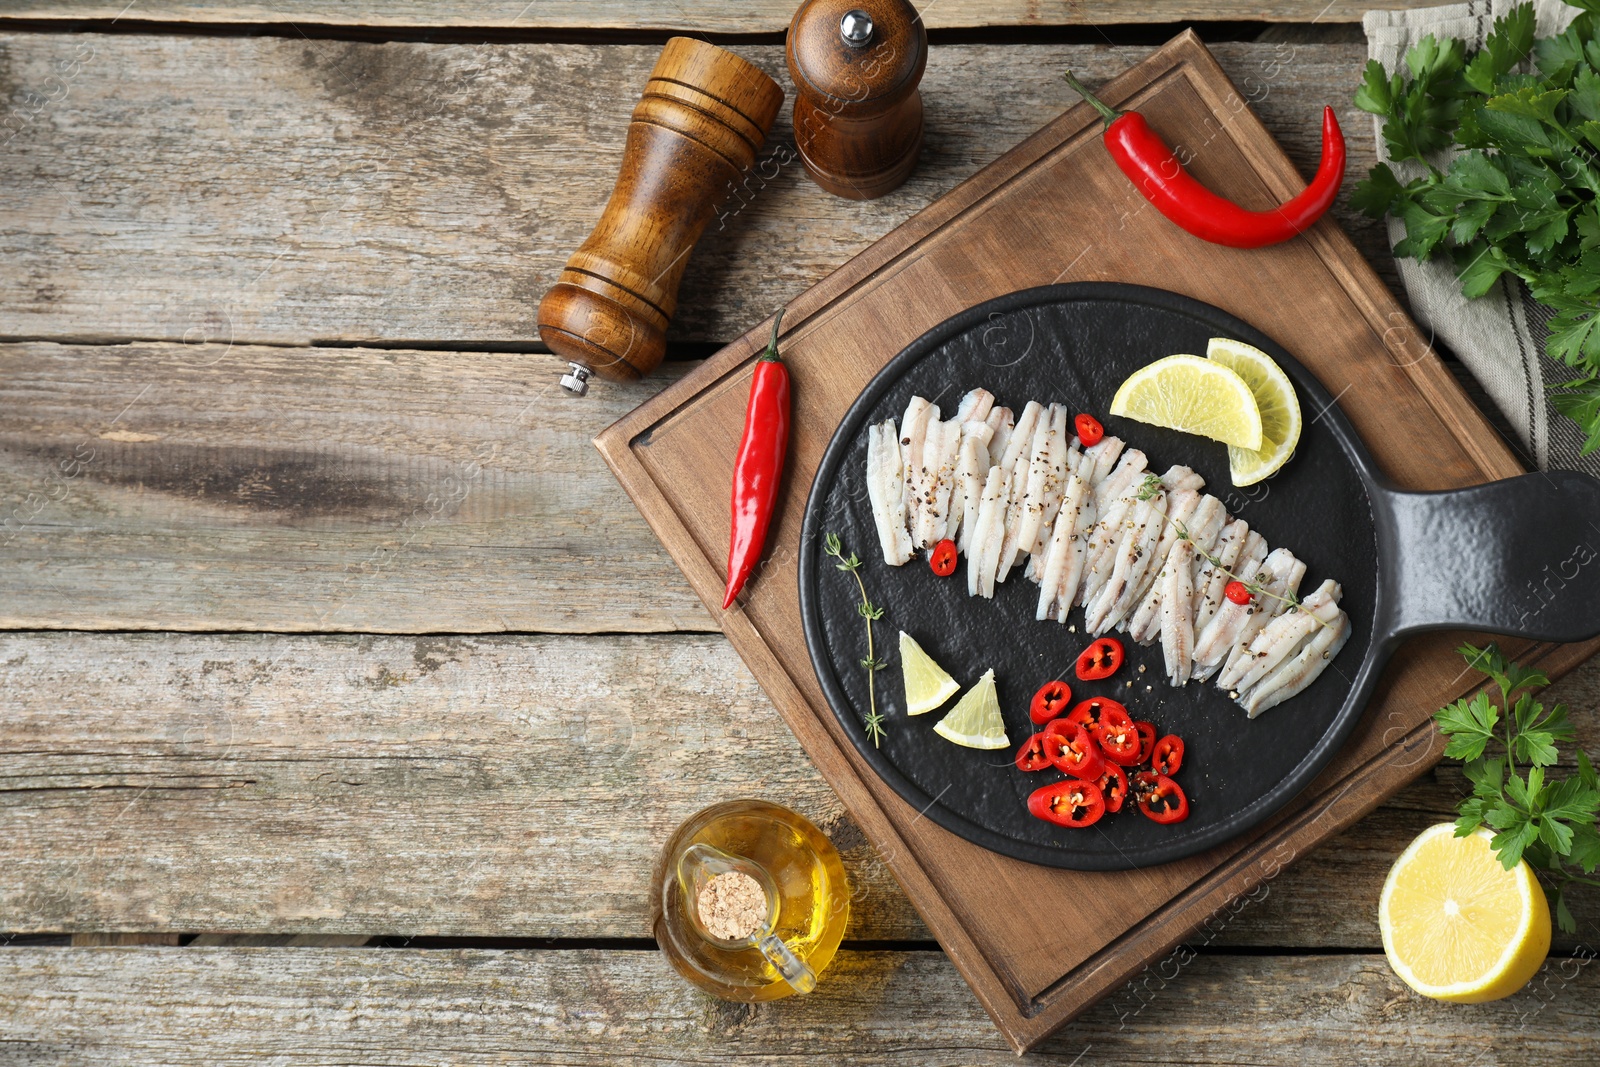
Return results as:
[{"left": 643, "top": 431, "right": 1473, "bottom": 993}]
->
[{"left": 1364, "top": 0, "right": 1599, "bottom": 473}]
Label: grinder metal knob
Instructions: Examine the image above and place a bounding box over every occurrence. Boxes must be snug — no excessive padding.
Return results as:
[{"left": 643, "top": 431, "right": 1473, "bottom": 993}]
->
[
  {"left": 839, "top": 9, "right": 874, "bottom": 46},
  {"left": 559, "top": 362, "right": 593, "bottom": 397}
]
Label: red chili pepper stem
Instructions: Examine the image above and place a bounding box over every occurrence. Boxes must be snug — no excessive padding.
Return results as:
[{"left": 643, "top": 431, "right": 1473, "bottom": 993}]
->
[
  {"left": 758, "top": 307, "right": 785, "bottom": 363},
  {"left": 1062, "top": 70, "right": 1121, "bottom": 126}
]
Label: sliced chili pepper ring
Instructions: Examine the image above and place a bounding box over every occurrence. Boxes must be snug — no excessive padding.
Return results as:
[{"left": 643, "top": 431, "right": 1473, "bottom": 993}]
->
[
  {"left": 1133, "top": 720, "right": 1157, "bottom": 765},
  {"left": 1134, "top": 772, "right": 1189, "bottom": 825},
  {"left": 1029, "top": 680, "right": 1072, "bottom": 725},
  {"left": 929, "top": 538, "right": 958, "bottom": 577},
  {"left": 1152, "top": 734, "right": 1185, "bottom": 777},
  {"left": 1028, "top": 779, "right": 1106, "bottom": 828},
  {"left": 1093, "top": 704, "right": 1142, "bottom": 767},
  {"left": 1074, "top": 413, "right": 1104, "bottom": 447},
  {"left": 1042, "top": 722, "right": 1104, "bottom": 781},
  {"left": 1074, "top": 637, "right": 1125, "bottom": 681},
  {"left": 1096, "top": 764, "right": 1128, "bottom": 813},
  {"left": 1065, "top": 696, "right": 1129, "bottom": 735},
  {"left": 1015, "top": 733, "right": 1053, "bottom": 773}
]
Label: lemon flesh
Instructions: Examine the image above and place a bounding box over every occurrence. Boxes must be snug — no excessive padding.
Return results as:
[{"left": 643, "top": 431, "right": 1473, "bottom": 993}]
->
[
  {"left": 1207, "top": 338, "right": 1302, "bottom": 487},
  {"left": 1379, "top": 823, "right": 1551, "bottom": 1002},
  {"left": 932, "top": 668, "right": 1009, "bottom": 750},
  {"left": 899, "top": 631, "right": 960, "bottom": 716},
  {"left": 1109, "top": 354, "right": 1263, "bottom": 451}
]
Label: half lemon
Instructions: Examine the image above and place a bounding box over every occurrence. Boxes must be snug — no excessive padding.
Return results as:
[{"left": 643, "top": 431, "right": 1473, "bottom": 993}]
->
[
  {"left": 1207, "top": 337, "right": 1302, "bottom": 487},
  {"left": 1109, "top": 354, "right": 1263, "bottom": 451},
  {"left": 932, "top": 668, "right": 1010, "bottom": 750},
  {"left": 1379, "top": 823, "right": 1551, "bottom": 1002},
  {"left": 899, "top": 631, "right": 960, "bottom": 716}
]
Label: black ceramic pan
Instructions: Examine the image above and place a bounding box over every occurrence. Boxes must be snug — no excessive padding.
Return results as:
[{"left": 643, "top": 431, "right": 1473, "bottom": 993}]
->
[{"left": 799, "top": 283, "right": 1600, "bottom": 871}]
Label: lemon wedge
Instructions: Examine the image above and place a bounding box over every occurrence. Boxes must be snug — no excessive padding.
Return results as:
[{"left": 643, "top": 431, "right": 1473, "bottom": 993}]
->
[
  {"left": 1379, "top": 823, "right": 1551, "bottom": 1002},
  {"left": 899, "top": 631, "right": 960, "bottom": 716},
  {"left": 1110, "top": 354, "right": 1263, "bottom": 451},
  {"left": 932, "top": 668, "right": 1009, "bottom": 750},
  {"left": 1207, "top": 338, "right": 1302, "bottom": 487}
]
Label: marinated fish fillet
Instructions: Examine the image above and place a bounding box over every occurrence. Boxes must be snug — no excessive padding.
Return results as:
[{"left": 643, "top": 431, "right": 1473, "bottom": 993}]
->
[
  {"left": 950, "top": 421, "right": 995, "bottom": 552},
  {"left": 1085, "top": 487, "right": 1164, "bottom": 634},
  {"left": 1191, "top": 550, "right": 1272, "bottom": 673},
  {"left": 1080, "top": 435, "right": 1125, "bottom": 487},
  {"left": 1240, "top": 608, "right": 1352, "bottom": 717},
  {"left": 866, "top": 419, "right": 914, "bottom": 565},
  {"left": 1078, "top": 461, "right": 1152, "bottom": 607},
  {"left": 1123, "top": 485, "right": 1201, "bottom": 618},
  {"left": 942, "top": 389, "right": 996, "bottom": 546},
  {"left": 899, "top": 398, "right": 936, "bottom": 536},
  {"left": 1162, "top": 465, "right": 1206, "bottom": 493},
  {"left": 1031, "top": 420, "right": 1076, "bottom": 575},
  {"left": 1127, "top": 495, "right": 1225, "bottom": 645},
  {"left": 968, "top": 466, "right": 1011, "bottom": 598},
  {"left": 1037, "top": 472, "right": 1094, "bottom": 621},
  {"left": 914, "top": 417, "right": 963, "bottom": 549},
  {"left": 987, "top": 406, "right": 1015, "bottom": 469},
  {"left": 1061, "top": 432, "right": 1086, "bottom": 481},
  {"left": 997, "top": 402, "right": 1042, "bottom": 483},
  {"left": 997, "top": 406, "right": 1055, "bottom": 582},
  {"left": 1192, "top": 521, "right": 1255, "bottom": 634},
  {"left": 1161, "top": 539, "right": 1197, "bottom": 685},
  {"left": 1078, "top": 497, "right": 1129, "bottom": 608},
  {"left": 1194, "top": 548, "right": 1304, "bottom": 682},
  {"left": 1221, "top": 579, "right": 1341, "bottom": 695},
  {"left": 1093, "top": 448, "right": 1149, "bottom": 516},
  {"left": 1216, "top": 551, "right": 1307, "bottom": 683},
  {"left": 1030, "top": 406, "right": 1072, "bottom": 556},
  {"left": 954, "top": 387, "right": 995, "bottom": 427}
]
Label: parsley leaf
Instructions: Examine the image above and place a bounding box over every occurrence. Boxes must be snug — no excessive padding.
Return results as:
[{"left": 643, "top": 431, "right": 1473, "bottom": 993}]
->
[
  {"left": 1356, "top": 2, "right": 1600, "bottom": 445},
  {"left": 1438, "top": 692, "right": 1497, "bottom": 760},
  {"left": 1464, "top": 3, "right": 1536, "bottom": 95},
  {"left": 1351, "top": 161, "right": 1408, "bottom": 217},
  {"left": 1436, "top": 644, "right": 1600, "bottom": 931}
]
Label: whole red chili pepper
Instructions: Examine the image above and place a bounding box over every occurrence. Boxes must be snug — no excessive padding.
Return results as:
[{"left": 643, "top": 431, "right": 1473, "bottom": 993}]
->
[
  {"left": 722, "top": 309, "right": 791, "bottom": 610},
  {"left": 1062, "top": 71, "right": 1345, "bottom": 249}
]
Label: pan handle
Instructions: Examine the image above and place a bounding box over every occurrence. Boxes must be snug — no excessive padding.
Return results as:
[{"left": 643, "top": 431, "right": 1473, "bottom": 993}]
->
[{"left": 1374, "top": 470, "right": 1600, "bottom": 643}]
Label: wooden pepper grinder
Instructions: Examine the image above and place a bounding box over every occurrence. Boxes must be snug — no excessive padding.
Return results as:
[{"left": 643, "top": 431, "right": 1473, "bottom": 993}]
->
[
  {"left": 786, "top": 0, "right": 928, "bottom": 200},
  {"left": 537, "top": 38, "right": 783, "bottom": 394}
]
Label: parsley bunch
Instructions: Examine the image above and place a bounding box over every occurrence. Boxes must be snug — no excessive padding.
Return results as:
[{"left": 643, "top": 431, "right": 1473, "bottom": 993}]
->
[
  {"left": 1437, "top": 643, "right": 1600, "bottom": 931},
  {"left": 1353, "top": 1, "right": 1600, "bottom": 450}
]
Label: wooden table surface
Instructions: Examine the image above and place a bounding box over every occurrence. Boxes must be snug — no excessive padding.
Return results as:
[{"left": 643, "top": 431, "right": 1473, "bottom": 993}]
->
[{"left": 2, "top": 5, "right": 1598, "bottom": 1064}]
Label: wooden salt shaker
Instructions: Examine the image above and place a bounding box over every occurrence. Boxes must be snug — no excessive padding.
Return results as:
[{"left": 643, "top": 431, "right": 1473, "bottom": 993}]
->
[
  {"left": 537, "top": 38, "right": 783, "bottom": 394},
  {"left": 786, "top": 0, "right": 928, "bottom": 200}
]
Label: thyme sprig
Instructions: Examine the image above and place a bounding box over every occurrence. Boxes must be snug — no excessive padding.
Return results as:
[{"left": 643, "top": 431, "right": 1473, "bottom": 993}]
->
[{"left": 824, "top": 532, "right": 887, "bottom": 746}]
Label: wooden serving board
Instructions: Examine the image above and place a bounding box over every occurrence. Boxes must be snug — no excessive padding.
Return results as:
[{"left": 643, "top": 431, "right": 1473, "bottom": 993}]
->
[{"left": 595, "top": 31, "right": 1600, "bottom": 1051}]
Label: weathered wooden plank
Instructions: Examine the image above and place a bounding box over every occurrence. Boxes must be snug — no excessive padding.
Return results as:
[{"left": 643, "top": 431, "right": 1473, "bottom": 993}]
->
[
  {"left": 2, "top": 945, "right": 1597, "bottom": 1065},
  {"left": 0, "top": 1, "right": 1427, "bottom": 31},
  {"left": 0, "top": 38, "right": 1392, "bottom": 347},
  {"left": 4, "top": 630, "right": 1595, "bottom": 946},
  {"left": 0, "top": 343, "right": 711, "bottom": 633},
  {"left": 0, "top": 630, "right": 910, "bottom": 938}
]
